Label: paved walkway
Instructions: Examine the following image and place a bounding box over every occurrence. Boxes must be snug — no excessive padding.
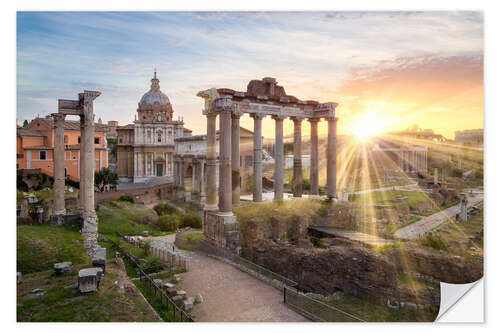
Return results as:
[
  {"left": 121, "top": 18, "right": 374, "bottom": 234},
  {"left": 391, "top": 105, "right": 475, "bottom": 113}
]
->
[
  {"left": 178, "top": 252, "right": 308, "bottom": 322},
  {"left": 147, "top": 234, "right": 307, "bottom": 322},
  {"left": 394, "top": 192, "right": 484, "bottom": 240}
]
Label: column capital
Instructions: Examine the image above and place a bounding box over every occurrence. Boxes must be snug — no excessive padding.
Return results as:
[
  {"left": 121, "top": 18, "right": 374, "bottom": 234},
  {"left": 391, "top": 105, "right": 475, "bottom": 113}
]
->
[
  {"left": 214, "top": 96, "right": 233, "bottom": 112},
  {"left": 308, "top": 117, "right": 321, "bottom": 124},
  {"left": 272, "top": 114, "right": 286, "bottom": 121},
  {"left": 232, "top": 110, "right": 244, "bottom": 119},
  {"left": 250, "top": 112, "right": 266, "bottom": 120},
  {"left": 325, "top": 116, "right": 339, "bottom": 122},
  {"left": 290, "top": 116, "right": 305, "bottom": 123}
]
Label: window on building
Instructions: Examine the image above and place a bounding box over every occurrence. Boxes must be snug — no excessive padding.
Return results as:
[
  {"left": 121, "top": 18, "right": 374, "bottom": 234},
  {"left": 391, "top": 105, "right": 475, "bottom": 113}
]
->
[
  {"left": 240, "top": 156, "right": 242, "bottom": 167},
  {"left": 64, "top": 168, "right": 67, "bottom": 178},
  {"left": 158, "top": 131, "right": 162, "bottom": 143},
  {"left": 147, "top": 130, "right": 151, "bottom": 142},
  {"left": 94, "top": 137, "right": 100, "bottom": 144},
  {"left": 39, "top": 151, "right": 46, "bottom": 160},
  {"left": 119, "top": 138, "right": 123, "bottom": 143},
  {"left": 78, "top": 136, "right": 81, "bottom": 144},
  {"left": 64, "top": 135, "right": 68, "bottom": 143},
  {"left": 245, "top": 155, "right": 252, "bottom": 167}
]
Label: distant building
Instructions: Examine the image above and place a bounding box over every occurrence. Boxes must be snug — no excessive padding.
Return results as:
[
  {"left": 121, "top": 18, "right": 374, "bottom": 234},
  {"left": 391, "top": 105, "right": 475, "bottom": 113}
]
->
[
  {"left": 106, "top": 120, "right": 119, "bottom": 138},
  {"left": 116, "top": 71, "right": 185, "bottom": 183},
  {"left": 174, "top": 127, "right": 255, "bottom": 193},
  {"left": 16, "top": 116, "right": 108, "bottom": 180},
  {"left": 454, "top": 129, "right": 483, "bottom": 146},
  {"left": 389, "top": 125, "right": 446, "bottom": 142}
]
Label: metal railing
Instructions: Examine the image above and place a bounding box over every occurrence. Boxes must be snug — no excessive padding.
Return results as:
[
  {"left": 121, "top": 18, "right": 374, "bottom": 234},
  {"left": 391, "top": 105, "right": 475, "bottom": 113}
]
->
[
  {"left": 137, "top": 265, "right": 194, "bottom": 322},
  {"left": 116, "top": 241, "right": 193, "bottom": 322},
  {"left": 234, "top": 256, "right": 298, "bottom": 288},
  {"left": 284, "top": 286, "right": 364, "bottom": 322},
  {"left": 235, "top": 256, "right": 363, "bottom": 322}
]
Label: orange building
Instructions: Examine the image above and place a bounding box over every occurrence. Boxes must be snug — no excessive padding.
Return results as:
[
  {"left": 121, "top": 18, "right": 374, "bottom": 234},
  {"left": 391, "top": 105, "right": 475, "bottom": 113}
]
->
[{"left": 16, "top": 116, "right": 108, "bottom": 181}]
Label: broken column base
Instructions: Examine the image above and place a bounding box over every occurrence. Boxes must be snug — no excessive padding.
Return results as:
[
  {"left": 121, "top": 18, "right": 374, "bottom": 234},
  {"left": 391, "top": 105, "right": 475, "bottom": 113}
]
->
[
  {"left": 78, "top": 267, "right": 103, "bottom": 293},
  {"left": 92, "top": 247, "right": 106, "bottom": 273},
  {"left": 82, "top": 213, "right": 99, "bottom": 257},
  {"left": 202, "top": 210, "right": 241, "bottom": 256},
  {"left": 50, "top": 214, "right": 66, "bottom": 227}
]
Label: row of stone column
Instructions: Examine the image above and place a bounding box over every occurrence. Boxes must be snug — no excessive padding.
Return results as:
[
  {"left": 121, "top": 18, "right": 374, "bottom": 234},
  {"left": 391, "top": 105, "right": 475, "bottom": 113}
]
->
[
  {"left": 174, "top": 158, "right": 206, "bottom": 200},
  {"left": 52, "top": 91, "right": 101, "bottom": 256},
  {"left": 204, "top": 101, "right": 338, "bottom": 215}
]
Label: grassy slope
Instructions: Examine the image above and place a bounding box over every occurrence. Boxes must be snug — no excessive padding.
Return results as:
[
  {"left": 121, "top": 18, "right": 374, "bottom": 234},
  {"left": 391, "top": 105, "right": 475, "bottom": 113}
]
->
[
  {"left": 17, "top": 261, "right": 161, "bottom": 322},
  {"left": 17, "top": 222, "right": 89, "bottom": 274},
  {"left": 97, "top": 201, "right": 165, "bottom": 237}
]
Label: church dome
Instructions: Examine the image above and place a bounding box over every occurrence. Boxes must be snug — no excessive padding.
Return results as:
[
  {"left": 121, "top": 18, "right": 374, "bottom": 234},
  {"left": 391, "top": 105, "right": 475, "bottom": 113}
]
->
[{"left": 139, "top": 71, "right": 170, "bottom": 106}]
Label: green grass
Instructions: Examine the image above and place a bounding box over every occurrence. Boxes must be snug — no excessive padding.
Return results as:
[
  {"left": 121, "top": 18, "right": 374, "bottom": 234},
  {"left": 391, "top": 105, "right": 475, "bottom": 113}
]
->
[
  {"left": 17, "top": 262, "right": 161, "bottom": 322},
  {"left": 17, "top": 222, "right": 89, "bottom": 274},
  {"left": 327, "top": 293, "right": 437, "bottom": 322},
  {"left": 182, "top": 231, "right": 204, "bottom": 243},
  {"left": 350, "top": 190, "right": 431, "bottom": 210},
  {"left": 97, "top": 202, "right": 166, "bottom": 237}
]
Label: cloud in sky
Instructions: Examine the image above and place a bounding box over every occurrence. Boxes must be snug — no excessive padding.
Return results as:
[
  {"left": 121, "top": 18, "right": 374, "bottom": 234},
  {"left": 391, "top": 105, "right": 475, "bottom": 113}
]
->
[{"left": 17, "top": 11, "right": 483, "bottom": 138}]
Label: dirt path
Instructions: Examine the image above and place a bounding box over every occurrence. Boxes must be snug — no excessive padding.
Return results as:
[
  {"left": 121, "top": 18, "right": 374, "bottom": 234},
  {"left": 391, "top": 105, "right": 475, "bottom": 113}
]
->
[
  {"left": 177, "top": 251, "right": 308, "bottom": 322},
  {"left": 394, "top": 191, "right": 484, "bottom": 239}
]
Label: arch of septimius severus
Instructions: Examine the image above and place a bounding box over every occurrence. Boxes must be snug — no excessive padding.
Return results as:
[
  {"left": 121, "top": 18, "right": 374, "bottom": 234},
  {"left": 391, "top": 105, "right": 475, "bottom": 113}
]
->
[{"left": 193, "top": 77, "right": 339, "bottom": 253}]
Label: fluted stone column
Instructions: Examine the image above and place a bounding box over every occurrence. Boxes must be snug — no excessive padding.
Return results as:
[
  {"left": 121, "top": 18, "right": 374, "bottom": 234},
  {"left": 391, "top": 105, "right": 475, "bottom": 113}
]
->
[
  {"left": 200, "top": 160, "right": 206, "bottom": 203},
  {"left": 205, "top": 113, "right": 217, "bottom": 210},
  {"left": 52, "top": 113, "right": 66, "bottom": 224},
  {"left": 292, "top": 117, "right": 303, "bottom": 197},
  {"left": 273, "top": 115, "right": 285, "bottom": 200},
  {"left": 231, "top": 112, "right": 242, "bottom": 205},
  {"left": 327, "top": 117, "right": 338, "bottom": 199},
  {"left": 180, "top": 158, "right": 185, "bottom": 187},
  {"left": 309, "top": 118, "right": 319, "bottom": 195},
  {"left": 191, "top": 160, "right": 197, "bottom": 195},
  {"left": 218, "top": 105, "right": 232, "bottom": 213},
  {"left": 79, "top": 116, "right": 87, "bottom": 212},
  {"left": 80, "top": 91, "right": 101, "bottom": 256},
  {"left": 251, "top": 113, "right": 264, "bottom": 202}
]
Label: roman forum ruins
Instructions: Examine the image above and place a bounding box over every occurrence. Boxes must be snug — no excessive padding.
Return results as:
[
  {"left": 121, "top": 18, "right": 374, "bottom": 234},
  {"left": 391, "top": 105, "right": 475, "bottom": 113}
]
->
[
  {"left": 51, "top": 90, "right": 101, "bottom": 256},
  {"left": 194, "top": 78, "right": 338, "bottom": 252}
]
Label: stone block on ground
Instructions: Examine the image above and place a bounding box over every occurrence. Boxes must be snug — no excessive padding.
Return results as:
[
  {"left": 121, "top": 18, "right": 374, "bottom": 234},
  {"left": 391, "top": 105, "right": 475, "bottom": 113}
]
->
[
  {"left": 163, "top": 282, "right": 174, "bottom": 289},
  {"left": 78, "top": 267, "right": 103, "bottom": 293},
  {"left": 176, "top": 290, "right": 187, "bottom": 299},
  {"left": 54, "top": 261, "right": 73, "bottom": 276},
  {"left": 195, "top": 293, "right": 203, "bottom": 304},
  {"left": 172, "top": 275, "right": 181, "bottom": 283},
  {"left": 172, "top": 295, "right": 184, "bottom": 305},
  {"left": 92, "top": 247, "right": 106, "bottom": 273},
  {"left": 24, "top": 288, "right": 47, "bottom": 300},
  {"left": 166, "top": 287, "right": 177, "bottom": 296},
  {"left": 183, "top": 299, "right": 193, "bottom": 311}
]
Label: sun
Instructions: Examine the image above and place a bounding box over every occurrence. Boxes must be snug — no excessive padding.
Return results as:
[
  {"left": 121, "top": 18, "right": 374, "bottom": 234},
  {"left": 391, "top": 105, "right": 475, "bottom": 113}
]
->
[{"left": 350, "top": 112, "right": 384, "bottom": 141}]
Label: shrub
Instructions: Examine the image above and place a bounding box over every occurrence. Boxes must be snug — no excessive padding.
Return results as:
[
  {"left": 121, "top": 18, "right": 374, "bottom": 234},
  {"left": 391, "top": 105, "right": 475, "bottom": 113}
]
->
[
  {"left": 310, "top": 236, "right": 322, "bottom": 247},
  {"left": 179, "top": 212, "right": 202, "bottom": 229},
  {"left": 423, "top": 234, "right": 448, "bottom": 250},
  {"left": 139, "top": 255, "right": 164, "bottom": 274},
  {"left": 153, "top": 202, "right": 179, "bottom": 216},
  {"left": 143, "top": 239, "right": 151, "bottom": 256},
  {"left": 117, "top": 194, "right": 134, "bottom": 203},
  {"left": 302, "top": 178, "right": 311, "bottom": 191},
  {"left": 65, "top": 178, "right": 80, "bottom": 189},
  {"left": 156, "top": 215, "right": 179, "bottom": 232}
]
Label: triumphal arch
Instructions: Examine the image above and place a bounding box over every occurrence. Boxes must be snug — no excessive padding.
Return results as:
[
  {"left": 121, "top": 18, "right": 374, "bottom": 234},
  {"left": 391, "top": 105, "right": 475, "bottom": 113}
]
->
[{"left": 197, "top": 77, "right": 338, "bottom": 253}]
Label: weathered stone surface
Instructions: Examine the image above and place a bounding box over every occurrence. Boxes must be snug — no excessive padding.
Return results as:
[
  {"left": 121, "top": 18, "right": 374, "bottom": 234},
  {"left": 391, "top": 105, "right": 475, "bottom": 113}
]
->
[
  {"left": 54, "top": 261, "right": 72, "bottom": 276},
  {"left": 166, "top": 287, "right": 177, "bottom": 296},
  {"left": 24, "top": 288, "right": 47, "bottom": 300},
  {"left": 176, "top": 290, "right": 187, "bottom": 299},
  {"left": 389, "top": 245, "right": 483, "bottom": 284},
  {"left": 245, "top": 239, "right": 398, "bottom": 300},
  {"left": 195, "top": 293, "right": 203, "bottom": 304},
  {"left": 92, "top": 247, "right": 106, "bottom": 273},
  {"left": 78, "top": 267, "right": 103, "bottom": 293},
  {"left": 172, "top": 295, "right": 183, "bottom": 305},
  {"left": 183, "top": 297, "right": 194, "bottom": 310},
  {"left": 172, "top": 275, "right": 181, "bottom": 283},
  {"left": 153, "top": 279, "right": 163, "bottom": 287},
  {"left": 163, "top": 282, "right": 174, "bottom": 289}
]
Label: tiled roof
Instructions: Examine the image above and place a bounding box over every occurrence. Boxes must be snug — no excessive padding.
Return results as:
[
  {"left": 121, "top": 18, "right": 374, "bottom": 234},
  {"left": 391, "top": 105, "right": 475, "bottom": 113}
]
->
[
  {"left": 17, "top": 128, "right": 45, "bottom": 137},
  {"left": 117, "top": 124, "right": 135, "bottom": 130},
  {"left": 33, "top": 117, "right": 107, "bottom": 132}
]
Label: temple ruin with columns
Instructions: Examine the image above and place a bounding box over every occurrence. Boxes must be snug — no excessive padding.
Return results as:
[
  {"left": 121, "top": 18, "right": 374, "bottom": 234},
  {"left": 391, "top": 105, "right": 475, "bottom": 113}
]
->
[{"left": 197, "top": 77, "right": 338, "bottom": 253}]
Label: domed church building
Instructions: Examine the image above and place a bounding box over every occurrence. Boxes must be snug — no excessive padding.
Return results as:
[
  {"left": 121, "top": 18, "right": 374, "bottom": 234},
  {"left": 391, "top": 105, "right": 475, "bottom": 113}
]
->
[{"left": 116, "top": 71, "right": 186, "bottom": 183}]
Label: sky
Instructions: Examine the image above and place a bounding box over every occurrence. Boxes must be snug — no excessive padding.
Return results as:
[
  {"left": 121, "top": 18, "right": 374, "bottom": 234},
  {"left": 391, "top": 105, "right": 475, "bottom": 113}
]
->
[{"left": 17, "top": 11, "right": 483, "bottom": 139}]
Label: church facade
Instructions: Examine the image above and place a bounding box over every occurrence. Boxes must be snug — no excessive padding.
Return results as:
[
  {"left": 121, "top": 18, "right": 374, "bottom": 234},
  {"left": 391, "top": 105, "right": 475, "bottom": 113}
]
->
[{"left": 116, "top": 72, "right": 186, "bottom": 183}]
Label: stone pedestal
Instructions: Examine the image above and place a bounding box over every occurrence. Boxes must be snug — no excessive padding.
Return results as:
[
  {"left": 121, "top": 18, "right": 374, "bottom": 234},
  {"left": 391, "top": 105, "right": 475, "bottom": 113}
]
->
[
  {"left": 78, "top": 267, "right": 103, "bottom": 293},
  {"left": 203, "top": 210, "right": 240, "bottom": 253}
]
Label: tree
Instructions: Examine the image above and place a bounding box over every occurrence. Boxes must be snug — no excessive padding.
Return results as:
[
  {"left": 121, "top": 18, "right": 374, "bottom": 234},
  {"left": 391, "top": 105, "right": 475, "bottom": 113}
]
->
[
  {"left": 94, "top": 167, "right": 118, "bottom": 192},
  {"left": 23, "top": 120, "right": 28, "bottom": 127}
]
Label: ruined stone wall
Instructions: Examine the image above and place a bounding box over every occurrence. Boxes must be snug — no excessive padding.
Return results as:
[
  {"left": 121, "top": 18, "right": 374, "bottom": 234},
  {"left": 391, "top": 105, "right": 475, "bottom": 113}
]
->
[
  {"left": 94, "top": 183, "right": 173, "bottom": 206},
  {"left": 245, "top": 239, "right": 399, "bottom": 301}
]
